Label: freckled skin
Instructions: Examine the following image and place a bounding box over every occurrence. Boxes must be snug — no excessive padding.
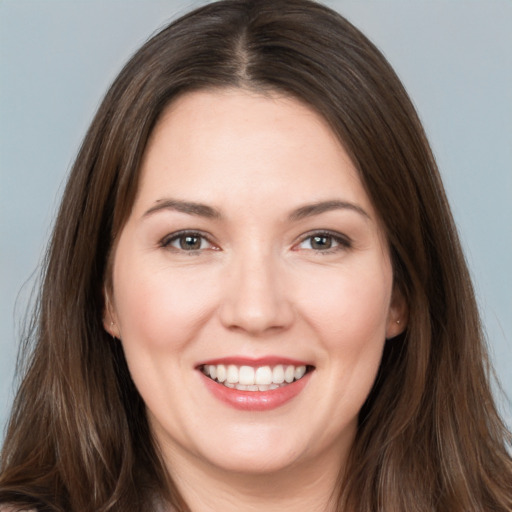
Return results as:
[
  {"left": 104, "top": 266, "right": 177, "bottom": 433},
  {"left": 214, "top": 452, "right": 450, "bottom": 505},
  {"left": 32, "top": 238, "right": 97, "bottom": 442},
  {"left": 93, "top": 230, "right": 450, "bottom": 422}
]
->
[{"left": 105, "top": 89, "right": 406, "bottom": 508}]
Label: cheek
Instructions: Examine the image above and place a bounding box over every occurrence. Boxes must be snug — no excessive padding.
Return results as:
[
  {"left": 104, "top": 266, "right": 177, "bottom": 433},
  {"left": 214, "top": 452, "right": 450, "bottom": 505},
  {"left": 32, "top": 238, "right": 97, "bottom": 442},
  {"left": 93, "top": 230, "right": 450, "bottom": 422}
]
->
[
  {"left": 112, "top": 254, "right": 219, "bottom": 354},
  {"left": 295, "top": 258, "right": 393, "bottom": 352}
]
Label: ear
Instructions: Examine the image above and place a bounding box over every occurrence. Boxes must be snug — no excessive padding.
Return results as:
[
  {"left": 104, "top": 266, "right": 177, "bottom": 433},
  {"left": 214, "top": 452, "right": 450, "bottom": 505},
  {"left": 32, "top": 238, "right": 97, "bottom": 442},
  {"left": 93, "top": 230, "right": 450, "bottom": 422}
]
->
[
  {"left": 385, "top": 285, "right": 408, "bottom": 339},
  {"left": 103, "top": 286, "right": 121, "bottom": 339}
]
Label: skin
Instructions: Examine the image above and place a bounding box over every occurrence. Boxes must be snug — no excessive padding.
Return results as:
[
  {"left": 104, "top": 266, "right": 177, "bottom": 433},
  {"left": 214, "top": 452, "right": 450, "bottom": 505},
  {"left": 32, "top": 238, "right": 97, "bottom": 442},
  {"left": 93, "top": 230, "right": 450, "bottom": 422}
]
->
[{"left": 104, "top": 89, "right": 406, "bottom": 511}]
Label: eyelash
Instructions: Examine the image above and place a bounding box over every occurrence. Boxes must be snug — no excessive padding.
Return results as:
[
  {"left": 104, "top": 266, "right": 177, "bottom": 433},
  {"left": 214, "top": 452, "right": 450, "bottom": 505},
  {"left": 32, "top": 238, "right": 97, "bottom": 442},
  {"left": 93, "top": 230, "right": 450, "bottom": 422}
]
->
[
  {"left": 294, "top": 230, "right": 352, "bottom": 254},
  {"left": 160, "top": 229, "right": 351, "bottom": 254},
  {"left": 160, "top": 230, "right": 216, "bottom": 253}
]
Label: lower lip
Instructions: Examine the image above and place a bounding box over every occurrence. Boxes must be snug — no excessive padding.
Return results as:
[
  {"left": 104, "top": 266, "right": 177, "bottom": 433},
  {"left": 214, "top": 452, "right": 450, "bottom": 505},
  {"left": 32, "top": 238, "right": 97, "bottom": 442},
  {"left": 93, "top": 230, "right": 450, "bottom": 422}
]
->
[{"left": 201, "top": 372, "right": 312, "bottom": 411}]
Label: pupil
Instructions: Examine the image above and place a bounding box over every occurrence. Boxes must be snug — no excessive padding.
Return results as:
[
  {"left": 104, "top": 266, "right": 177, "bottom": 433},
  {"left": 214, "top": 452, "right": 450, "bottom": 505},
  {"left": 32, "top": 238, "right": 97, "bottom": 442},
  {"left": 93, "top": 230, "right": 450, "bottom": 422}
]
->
[
  {"left": 312, "top": 235, "right": 332, "bottom": 250},
  {"left": 180, "top": 235, "right": 201, "bottom": 250}
]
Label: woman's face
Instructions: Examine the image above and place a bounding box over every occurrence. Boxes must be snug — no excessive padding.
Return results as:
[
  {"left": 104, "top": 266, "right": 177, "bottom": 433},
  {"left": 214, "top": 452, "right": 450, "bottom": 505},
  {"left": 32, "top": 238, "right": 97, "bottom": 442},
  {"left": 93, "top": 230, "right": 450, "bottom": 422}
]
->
[{"left": 105, "top": 89, "right": 405, "bottom": 477}]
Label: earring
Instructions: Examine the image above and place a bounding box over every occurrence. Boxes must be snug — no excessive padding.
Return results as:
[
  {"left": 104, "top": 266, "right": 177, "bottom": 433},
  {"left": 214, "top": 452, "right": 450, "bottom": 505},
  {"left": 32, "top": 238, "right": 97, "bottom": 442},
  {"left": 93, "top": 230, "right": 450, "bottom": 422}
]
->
[
  {"left": 396, "top": 319, "right": 401, "bottom": 324},
  {"left": 110, "top": 321, "right": 117, "bottom": 340}
]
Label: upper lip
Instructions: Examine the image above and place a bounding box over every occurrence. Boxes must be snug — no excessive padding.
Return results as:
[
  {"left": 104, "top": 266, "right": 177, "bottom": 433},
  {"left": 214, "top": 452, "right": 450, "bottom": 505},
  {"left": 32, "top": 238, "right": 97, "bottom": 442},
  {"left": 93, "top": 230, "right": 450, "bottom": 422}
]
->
[{"left": 196, "top": 356, "right": 313, "bottom": 368}]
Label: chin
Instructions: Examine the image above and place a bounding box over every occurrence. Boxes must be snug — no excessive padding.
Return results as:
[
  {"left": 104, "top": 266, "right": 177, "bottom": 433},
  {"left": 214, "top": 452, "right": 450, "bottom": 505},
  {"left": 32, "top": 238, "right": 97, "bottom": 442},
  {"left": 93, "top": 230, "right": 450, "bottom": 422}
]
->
[
  {"left": 205, "top": 447, "right": 305, "bottom": 475},
  {"left": 190, "top": 423, "right": 312, "bottom": 474}
]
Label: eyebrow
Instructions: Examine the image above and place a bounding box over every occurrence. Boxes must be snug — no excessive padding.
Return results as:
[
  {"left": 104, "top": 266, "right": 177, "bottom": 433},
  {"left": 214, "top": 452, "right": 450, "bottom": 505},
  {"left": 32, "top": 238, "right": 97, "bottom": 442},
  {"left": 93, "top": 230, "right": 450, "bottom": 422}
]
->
[
  {"left": 143, "top": 198, "right": 369, "bottom": 221},
  {"left": 288, "top": 200, "right": 370, "bottom": 221},
  {"left": 143, "top": 199, "right": 222, "bottom": 219}
]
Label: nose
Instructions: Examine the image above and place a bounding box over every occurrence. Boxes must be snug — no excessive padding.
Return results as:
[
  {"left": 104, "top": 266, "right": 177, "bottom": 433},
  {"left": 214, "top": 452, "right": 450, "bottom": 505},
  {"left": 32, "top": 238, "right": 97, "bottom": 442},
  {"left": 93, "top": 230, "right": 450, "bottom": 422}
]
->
[{"left": 218, "top": 250, "right": 294, "bottom": 336}]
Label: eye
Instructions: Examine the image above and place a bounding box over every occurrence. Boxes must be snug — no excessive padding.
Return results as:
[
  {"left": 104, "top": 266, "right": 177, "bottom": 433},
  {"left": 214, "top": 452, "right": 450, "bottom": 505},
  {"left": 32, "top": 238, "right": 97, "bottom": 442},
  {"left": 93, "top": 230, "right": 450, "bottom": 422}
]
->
[
  {"left": 161, "top": 231, "right": 215, "bottom": 252},
  {"left": 295, "top": 231, "right": 351, "bottom": 253}
]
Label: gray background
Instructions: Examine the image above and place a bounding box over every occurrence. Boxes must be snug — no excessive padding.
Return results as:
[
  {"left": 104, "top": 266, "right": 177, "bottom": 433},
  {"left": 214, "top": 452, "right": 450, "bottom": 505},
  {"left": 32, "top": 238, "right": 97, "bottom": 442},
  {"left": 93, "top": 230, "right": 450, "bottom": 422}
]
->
[{"left": 1, "top": 0, "right": 511, "bottom": 437}]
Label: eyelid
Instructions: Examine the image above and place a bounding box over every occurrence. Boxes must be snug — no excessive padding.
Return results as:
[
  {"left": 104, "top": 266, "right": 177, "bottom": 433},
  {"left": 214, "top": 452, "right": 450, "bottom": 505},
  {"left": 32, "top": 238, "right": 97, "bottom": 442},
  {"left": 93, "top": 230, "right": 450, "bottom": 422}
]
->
[
  {"left": 159, "top": 229, "right": 351, "bottom": 253},
  {"left": 160, "top": 229, "right": 219, "bottom": 251},
  {"left": 293, "top": 229, "right": 352, "bottom": 251}
]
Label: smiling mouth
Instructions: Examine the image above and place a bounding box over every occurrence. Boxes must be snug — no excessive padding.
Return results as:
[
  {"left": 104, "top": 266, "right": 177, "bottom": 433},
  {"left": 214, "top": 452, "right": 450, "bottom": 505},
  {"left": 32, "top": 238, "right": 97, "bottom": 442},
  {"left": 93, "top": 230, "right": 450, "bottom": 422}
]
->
[{"left": 200, "top": 364, "right": 313, "bottom": 392}]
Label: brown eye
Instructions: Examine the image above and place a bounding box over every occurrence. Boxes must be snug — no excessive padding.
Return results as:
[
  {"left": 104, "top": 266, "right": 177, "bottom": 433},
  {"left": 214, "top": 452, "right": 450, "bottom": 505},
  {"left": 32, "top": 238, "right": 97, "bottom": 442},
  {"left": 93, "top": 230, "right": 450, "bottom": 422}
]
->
[
  {"left": 179, "top": 235, "right": 202, "bottom": 250},
  {"left": 162, "top": 231, "right": 212, "bottom": 252},
  {"left": 296, "top": 231, "right": 351, "bottom": 253},
  {"left": 310, "top": 235, "right": 333, "bottom": 250}
]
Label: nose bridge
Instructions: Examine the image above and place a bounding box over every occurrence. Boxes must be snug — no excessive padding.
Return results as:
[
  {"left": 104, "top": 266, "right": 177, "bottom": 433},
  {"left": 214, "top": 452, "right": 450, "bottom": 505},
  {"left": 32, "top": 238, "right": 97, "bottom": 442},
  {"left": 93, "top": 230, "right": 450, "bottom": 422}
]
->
[{"left": 219, "top": 243, "right": 293, "bottom": 335}]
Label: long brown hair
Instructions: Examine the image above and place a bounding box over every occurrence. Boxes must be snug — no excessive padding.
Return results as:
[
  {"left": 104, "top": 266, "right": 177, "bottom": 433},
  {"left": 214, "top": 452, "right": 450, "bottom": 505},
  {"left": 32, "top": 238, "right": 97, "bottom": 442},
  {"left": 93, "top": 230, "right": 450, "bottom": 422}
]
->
[{"left": 1, "top": 1, "right": 511, "bottom": 510}]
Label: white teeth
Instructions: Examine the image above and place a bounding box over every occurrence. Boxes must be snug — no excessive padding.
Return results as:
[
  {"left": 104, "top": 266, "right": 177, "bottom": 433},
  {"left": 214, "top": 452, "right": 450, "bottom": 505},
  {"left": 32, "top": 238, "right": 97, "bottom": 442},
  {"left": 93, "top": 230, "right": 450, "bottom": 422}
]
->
[
  {"left": 235, "top": 383, "right": 273, "bottom": 391},
  {"left": 255, "top": 366, "right": 272, "bottom": 385},
  {"left": 272, "top": 365, "right": 285, "bottom": 384},
  {"left": 226, "top": 365, "right": 239, "bottom": 384},
  {"left": 239, "top": 366, "right": 255, "bottom": 385},
  {"left": 202, "top": 363, "right": 309, "bottom": 390},
  {"left": 284, "top": 365, "right": 295, "bottom": 383},
  {"left": 216, "top": 364, "right": 227, "bottom": 382},
  {"left": 294, "top": 366, "right": 306, "bottom": 380}
]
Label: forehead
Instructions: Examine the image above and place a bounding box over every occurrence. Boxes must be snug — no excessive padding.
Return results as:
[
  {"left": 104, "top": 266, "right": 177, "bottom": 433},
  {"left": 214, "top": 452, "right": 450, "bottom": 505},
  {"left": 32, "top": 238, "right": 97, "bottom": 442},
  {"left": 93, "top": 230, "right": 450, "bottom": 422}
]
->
[{"left": 134, "top": 88, "right": 374, "bottom": 217}]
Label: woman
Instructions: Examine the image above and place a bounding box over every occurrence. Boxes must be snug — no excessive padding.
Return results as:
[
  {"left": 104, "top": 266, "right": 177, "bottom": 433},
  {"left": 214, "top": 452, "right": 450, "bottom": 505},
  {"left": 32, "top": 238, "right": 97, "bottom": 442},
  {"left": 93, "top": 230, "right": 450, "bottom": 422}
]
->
[{"left": 1, "top": 0, "right": 511, "bottom": 510}]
